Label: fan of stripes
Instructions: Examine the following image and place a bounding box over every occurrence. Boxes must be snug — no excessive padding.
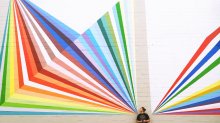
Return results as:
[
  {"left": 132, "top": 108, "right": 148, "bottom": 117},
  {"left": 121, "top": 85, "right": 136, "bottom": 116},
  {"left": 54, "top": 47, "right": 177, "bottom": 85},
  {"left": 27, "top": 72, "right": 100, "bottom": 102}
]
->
[
  {"left": 0, "top": 0, "right": 136, "bottom": 114},
  {"left": 154, "top": 27, "right": 220, "bottom": 115}
]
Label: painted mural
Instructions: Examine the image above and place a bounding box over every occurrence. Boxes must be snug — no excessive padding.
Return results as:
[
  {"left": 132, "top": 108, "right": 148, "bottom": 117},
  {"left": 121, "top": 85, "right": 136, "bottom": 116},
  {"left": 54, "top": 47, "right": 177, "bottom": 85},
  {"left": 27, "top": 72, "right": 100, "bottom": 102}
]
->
[
  {"left": 2, "top": 0, "right": 219, "bottom": 116},
  {"left": 147, "top": 0, "right": 220, "bottom": 115},
  {"left": 0, "top": 0, "right": 136, "bottom": 114},
  {"left": 154, "top": 28, "right": 220, "bottom": 115}
]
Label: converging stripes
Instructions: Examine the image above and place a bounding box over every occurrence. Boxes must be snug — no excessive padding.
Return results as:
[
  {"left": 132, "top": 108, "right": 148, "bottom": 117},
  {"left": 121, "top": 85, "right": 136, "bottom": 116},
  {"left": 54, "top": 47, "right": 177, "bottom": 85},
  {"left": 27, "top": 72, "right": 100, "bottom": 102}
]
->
[
  {"left": 0, "top": 0, "right": 136, "bottom": 114},
  {"left": 154, "top": 27, "right": 220, "bottom": 115}
]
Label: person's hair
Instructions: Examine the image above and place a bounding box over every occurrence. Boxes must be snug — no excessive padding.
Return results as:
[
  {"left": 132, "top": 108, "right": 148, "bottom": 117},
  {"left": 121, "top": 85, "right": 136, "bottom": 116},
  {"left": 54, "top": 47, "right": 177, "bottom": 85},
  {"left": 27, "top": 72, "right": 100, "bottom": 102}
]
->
[{"left": 141, "top": 107, "right": 146, "bottom": 112}]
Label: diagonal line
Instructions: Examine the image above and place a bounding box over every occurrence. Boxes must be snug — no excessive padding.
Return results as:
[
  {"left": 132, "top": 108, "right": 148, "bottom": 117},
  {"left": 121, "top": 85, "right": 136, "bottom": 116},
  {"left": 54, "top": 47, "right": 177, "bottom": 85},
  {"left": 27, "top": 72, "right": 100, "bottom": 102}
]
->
[
  {"left": 162, "top": 96, "right": 220, "bottom": 113},
  {"left": 17, "top": 0, "right": 129, "bottom": 111},
  {"left": 116, "top": 2, "right": 136, "bottom": 105},
  {"left": 158, "top": 80, "right": 220, "bottom": 112},
  {"left": 157, "top": 41, "right": 220, "bottom": 110},
  {"left": 98, "top": 16, "right": 134, "bottom": 105},
  {"left": 0, "top": 0, "right": 12, "bottom": 105},
  {"left": 157, "top": 56, "right": 220, "bottom": 111},
  {"left": 22, "top": 0, "right": 130, "bottom": 107},
  {"left": 162, "top": 108, "right": 220, "bottom": 115},
  {"left": 0, "top": 3, "right": 10, "bottom": 68},
  {"left": 82, "top": 31, "right": 135, "bottom": 109},
  {"left": 154, "top": 27, "right": 220, "bottom": 112}
]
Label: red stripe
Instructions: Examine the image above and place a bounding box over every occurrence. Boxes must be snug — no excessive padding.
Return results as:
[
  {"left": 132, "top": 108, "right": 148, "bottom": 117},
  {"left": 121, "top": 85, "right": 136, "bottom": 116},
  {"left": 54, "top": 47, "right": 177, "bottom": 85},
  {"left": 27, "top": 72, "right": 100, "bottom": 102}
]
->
[
  {"left": 14, "top": 1, "right": 131, "bottom": 112},
  {"left": 14, "top": 1, "right": 24, "bottom": 88},
  {"left": 160, "top": 108, "right": 220, "bottom": 115},
  {"left": 22, "top": 0, "right": 124, "bottom": 105}
]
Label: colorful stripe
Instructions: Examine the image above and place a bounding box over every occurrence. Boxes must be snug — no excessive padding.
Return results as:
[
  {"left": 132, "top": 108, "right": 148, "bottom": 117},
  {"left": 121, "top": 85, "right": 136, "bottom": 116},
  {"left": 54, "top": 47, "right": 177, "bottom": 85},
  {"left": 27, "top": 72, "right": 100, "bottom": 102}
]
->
[
  {"left": 0, "top": 0, "right": 136, "bottom": 114},
  {"left": 154, "top": 27, "right": 220, "bottom": 115}
]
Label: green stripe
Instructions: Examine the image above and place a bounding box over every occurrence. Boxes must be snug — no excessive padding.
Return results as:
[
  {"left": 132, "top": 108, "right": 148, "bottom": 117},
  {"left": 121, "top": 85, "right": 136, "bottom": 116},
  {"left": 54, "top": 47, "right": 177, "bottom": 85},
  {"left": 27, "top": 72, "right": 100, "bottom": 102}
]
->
[
  {"left": 158, "top": 57, "right": 220, "bottom": 111},
  {"left": 0, "top": 8, "right": 11, "bottom": 105},
  {"left": 116, "top": 2, "right": 136, "bottom": 104},
  {"left": 98, "top": 16, "right": 134, "bottom": 103},
  {"left": 104, "top": 14, "right": 130, "bottom": 88},
  {"left": 2, "top": 102, "right": 120, "bottom": 113}
]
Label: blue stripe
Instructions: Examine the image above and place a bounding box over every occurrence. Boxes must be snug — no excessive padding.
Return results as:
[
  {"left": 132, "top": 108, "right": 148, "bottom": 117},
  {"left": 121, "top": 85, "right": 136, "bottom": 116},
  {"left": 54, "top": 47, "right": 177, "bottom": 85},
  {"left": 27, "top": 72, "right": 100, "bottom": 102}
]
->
[
  {"left": 21, "top": 0, "right": 70, "bottom": 48},
  {"left": 78, "top": 34, "right": 124, "bottom": 96},
  {"left": 21, "top": 0, "right": 132, "bottom": 108},
  {"left": 25, "top": 0, "right": 80, "bottom": 40},
  {"left": 162, "top": 96, "right": 220, "bottom": 113},
  {"left": 0, "top": 3, "right": 10, "bottom": 69},
  {"left": 162, "top": 90, "right": 220, "bottom": 112},
  {"left": 159, "top": 41, "right": 220, "bottom": 108},
  {"left": 85, "top": 30, "right": 135, "bottom": 109}
]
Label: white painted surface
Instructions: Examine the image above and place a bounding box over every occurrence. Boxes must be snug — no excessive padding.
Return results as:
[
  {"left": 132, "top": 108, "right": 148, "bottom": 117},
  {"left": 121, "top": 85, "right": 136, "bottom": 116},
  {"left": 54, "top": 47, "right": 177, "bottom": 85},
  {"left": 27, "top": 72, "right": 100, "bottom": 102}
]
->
[
  {"left": 30, "top": 0, "right": 118, "bottom": 33},
  {"left": 146, "top": 0, "right": 220, "bottom": 111}
]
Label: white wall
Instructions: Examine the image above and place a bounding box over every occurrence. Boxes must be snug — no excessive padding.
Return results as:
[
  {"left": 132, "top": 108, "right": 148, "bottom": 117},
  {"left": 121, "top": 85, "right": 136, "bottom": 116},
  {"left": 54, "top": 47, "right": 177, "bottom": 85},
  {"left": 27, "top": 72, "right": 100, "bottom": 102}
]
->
[
  {"left": 0, "top": 0, "right": 219, "bottom": 123},
  {"left": 146, "top": 0, "right": 220, "bottom": 113}
]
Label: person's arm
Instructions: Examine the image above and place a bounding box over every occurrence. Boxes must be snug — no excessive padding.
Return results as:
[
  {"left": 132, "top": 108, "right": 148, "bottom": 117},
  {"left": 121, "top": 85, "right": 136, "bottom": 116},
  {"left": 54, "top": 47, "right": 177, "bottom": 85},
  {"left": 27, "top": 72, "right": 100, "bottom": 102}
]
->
[
  {"left": 136, "top": 120, "right": 143, "bottom": 123},
  {"left": 143, "top": 119, "right": 150, "bottom": 123}
]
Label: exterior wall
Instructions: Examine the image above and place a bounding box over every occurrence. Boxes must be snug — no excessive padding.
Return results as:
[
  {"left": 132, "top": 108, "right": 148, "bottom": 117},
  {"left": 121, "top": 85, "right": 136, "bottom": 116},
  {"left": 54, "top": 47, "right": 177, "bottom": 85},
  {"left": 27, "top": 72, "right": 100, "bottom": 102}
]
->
[{"left": 0, "top": 0, "right": 219, "bottom": 123}]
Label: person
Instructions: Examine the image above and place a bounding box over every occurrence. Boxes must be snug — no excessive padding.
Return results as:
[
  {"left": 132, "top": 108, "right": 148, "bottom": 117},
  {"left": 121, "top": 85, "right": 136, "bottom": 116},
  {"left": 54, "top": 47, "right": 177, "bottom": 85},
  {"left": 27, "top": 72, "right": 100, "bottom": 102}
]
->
[{"left": 136, "top": 107, "right": 150, "bottom": 123}]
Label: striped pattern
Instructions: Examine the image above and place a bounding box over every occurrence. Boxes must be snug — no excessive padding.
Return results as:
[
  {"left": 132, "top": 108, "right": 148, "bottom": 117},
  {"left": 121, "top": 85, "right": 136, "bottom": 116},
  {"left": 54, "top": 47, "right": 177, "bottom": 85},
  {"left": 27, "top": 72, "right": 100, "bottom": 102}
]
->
[
  {"left": 0, "top": 0, "right": 136, "bottom": 114},
  {"left": 154, "top": 27, "right": 220, "bottom": 115}
]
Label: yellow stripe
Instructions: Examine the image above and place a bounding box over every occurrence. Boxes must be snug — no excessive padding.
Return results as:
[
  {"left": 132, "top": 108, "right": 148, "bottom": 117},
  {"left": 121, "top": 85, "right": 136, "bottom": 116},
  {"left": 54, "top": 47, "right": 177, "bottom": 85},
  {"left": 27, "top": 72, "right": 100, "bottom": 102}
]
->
[
  {"left": 158, "top": 80, "right": 220, "bottom": 112},
  {"left": 10, "top": 1, "right": 16, "bottom": 96},
  {"left": 8, "top": 93, "right": 115, "bottom": 112},
  {"left": 5, "top": 0, "right": 130, "bottom": 114},
  {"left": 5, "top": 0, "right": 16, "bottom": 97}
]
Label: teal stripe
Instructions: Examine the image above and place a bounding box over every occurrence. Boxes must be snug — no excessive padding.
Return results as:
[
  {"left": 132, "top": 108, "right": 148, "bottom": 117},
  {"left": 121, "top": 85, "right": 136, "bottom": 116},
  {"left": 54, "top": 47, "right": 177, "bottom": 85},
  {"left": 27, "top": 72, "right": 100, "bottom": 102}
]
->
[
  {"left": 89, "top": 25, "right": 135, "bottom": 109},
  {"left": 116, "top": 2, "right": 135, "bottom": 104},
  {"left": 84, "top": 30, "right": 133, "bottom": 106},
  {"left": 98, "top": 15, "right": 134, "bottom": 104},
  {"left": 0, "top": 7, "right": 10, "bottom": 68},
  {"left": 0, "top": 7, "right": 11, "bottom": 105},
  {"left": 0, "top": 1, "right": 11, "bottom": 104}
]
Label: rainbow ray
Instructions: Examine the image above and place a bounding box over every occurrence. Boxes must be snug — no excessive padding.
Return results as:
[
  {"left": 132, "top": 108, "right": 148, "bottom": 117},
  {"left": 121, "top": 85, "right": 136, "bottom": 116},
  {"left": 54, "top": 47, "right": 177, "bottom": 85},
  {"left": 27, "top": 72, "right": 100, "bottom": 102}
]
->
[
  {"left": 0, "top": 0, "right": 136, "bottom": 114},
  {"left": 154, "top": 27, "right": 220, "bottom": 115}
]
